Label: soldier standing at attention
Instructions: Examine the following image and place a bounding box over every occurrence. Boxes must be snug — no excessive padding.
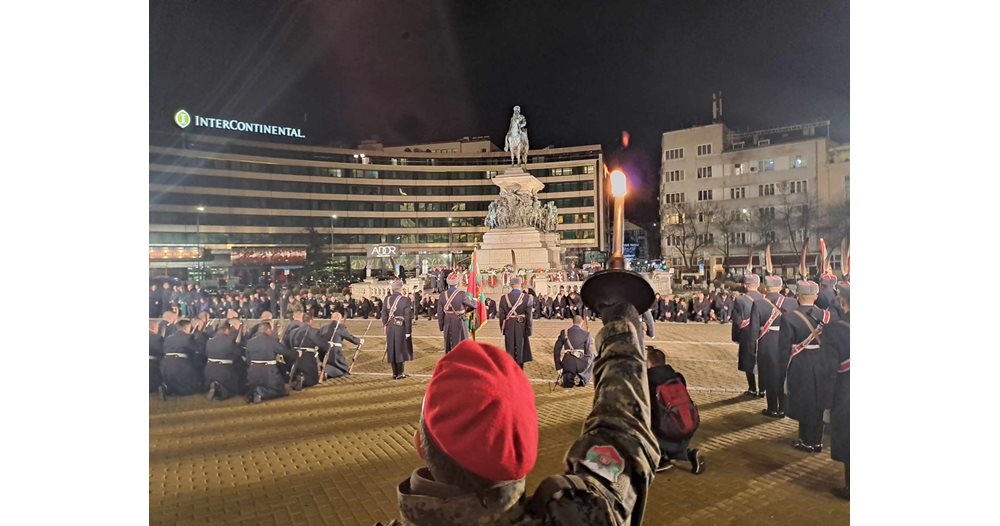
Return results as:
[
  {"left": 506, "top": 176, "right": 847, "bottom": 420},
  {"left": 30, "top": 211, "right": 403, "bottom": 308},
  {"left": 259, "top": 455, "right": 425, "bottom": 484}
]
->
[
  {"left": 782, "top": 280, "right": 839, "bottom": 453},
  {"left": 382, "top": 280, "right": 414, "bottom": 380},
  {"left": 828, "top": 283, "right": 851, "bottom": 500},
  {"left": 379, "top": 302, "right": 659, "bottom": 525},
  {"left": 816, "top": 273, "right": 843, "bottom": 318},
  {"left": 756, "top": 275, "right": 797, "bottom": 417},
  {"left": 438, "top": 272, "right": 478, "bottom": 353},
  {"left": 733, "top": 274, "right": 764, "bottom": 397},
  {"left": 498, "top": 276, "right": 533, "bottom": 369}
]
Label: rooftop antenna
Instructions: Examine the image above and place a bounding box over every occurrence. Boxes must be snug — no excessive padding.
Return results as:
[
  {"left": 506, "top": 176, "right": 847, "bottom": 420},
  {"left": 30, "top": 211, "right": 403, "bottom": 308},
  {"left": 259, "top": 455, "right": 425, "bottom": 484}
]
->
[{"left": 712, "top": 91, "right": 724, "bottom": 123}]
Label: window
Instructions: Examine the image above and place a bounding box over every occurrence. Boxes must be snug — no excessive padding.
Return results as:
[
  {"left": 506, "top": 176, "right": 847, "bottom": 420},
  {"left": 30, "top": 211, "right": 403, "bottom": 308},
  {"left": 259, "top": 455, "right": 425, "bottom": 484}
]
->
[
  {"left": 730, "top": 186, "right": 747, "bottom": 199},
  {"left": 664, "top": 234, "right": 683, "bottom": 247},
  {"left": 697, "top": 212, "right": 714, "bottom": 223},
  {"left": 697, "top": 166, "right": 713, "bottom": 179},
  {"left": 760, "top": 159, "right": 775, "bottom": 172},
  {"left": 758, "top": 183, "right": 775, "bottom": 197},
  {"left": 791, "top": 155, "right": 806, "bottom": 169},
  {"left": 664, "top": 169, "right": 684, "bottom": 182},
  {"left": 789, "top": 180, "right": 808, "bottom": 194},
  {"left": 664, "top": 148, "right": 684, "bottom": 161},
  {"left": 697, "top": 189, "right": 714, "bottom": 201},
  {"left": 729, "top": 232, "right": 748, "bottom": 245},
  {"left": 733, "top": 162, "right": 749, "bottom": 175},
  {"left": 696, "top": 233, "right": 714, "bottom": 244},
  {"left": 665, "top": 192, "right": 685, "bottom": 204},
  {"left": 758, "top": 207, "right": 776, "bottom": 220},
  {"left": 666, "top": 213, "right": 685, "bottom": 225},
  {"left": 697, "top": 144, "right": 712, "bottom": 156},
  {"left": 583, "top": 164, "right": 595, "bottom": 174},
  {"left": 762, "top": 231, "right": 777, "bottom": 243}
]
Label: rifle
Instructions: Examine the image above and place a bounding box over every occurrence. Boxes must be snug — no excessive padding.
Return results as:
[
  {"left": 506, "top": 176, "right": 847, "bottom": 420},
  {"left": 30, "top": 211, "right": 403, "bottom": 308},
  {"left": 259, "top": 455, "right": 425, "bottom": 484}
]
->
[
  {"left": 347, "top": 319, "right": 375, "bottom": 374},
  {"left": 318, "top": 319, "right": 342, "bottom": 384}
]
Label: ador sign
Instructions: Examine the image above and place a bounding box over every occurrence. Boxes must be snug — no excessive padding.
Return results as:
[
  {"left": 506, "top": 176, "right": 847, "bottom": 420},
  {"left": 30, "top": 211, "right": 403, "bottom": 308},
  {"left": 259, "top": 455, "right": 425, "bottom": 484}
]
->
[{"left": 369, "top": 245, "right": 400, "bottom": 258}]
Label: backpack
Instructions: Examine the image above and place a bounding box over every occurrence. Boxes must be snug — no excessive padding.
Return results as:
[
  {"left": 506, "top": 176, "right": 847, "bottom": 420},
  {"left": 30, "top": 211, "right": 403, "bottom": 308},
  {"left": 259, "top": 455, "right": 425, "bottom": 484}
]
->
[{"left": 654, "top": 373, "right": 700, "bottom": 441}]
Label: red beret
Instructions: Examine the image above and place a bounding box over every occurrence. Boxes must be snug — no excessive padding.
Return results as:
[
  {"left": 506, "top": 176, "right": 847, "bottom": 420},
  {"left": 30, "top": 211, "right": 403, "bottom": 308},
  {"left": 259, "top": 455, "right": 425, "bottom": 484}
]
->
[{"left": 423, "top": 340, "right": 538, "bottom": 481}]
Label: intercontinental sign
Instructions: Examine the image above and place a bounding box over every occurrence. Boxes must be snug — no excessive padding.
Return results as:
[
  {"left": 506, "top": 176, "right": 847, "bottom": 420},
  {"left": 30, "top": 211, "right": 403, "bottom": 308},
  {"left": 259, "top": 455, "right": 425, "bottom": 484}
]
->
[{"left": 173, "top": 109, "right": 305, "bottom": 139}]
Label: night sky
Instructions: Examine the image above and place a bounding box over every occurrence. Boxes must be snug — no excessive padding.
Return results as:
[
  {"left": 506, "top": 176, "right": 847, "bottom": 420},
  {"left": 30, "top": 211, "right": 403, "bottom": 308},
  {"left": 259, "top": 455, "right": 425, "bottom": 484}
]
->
[{"left": 150, "top": 0, "right": 849, "bottom": 221}]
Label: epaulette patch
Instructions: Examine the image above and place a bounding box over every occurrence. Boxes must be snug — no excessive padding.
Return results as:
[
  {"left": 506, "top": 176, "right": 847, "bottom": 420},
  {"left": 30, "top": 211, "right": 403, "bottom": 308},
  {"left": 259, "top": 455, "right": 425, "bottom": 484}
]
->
[{"left": 582, "top": 445, "right": 624, "bottom": 483}]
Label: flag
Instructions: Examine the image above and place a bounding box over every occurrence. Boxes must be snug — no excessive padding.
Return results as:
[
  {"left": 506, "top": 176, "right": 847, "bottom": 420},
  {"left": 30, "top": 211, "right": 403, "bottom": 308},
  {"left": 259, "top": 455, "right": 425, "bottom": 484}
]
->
[
  {"left": 819, "top": 238, "right": 828, "bottom": 275},
  {"left": 467, "top": 250, "right": 488, "bottom": 338},
  {"left": 798, "top": 237, "right": 810, "bottom": 279},
  {"left": 764, "top": 244, "right": 773, "bottom": 275}
]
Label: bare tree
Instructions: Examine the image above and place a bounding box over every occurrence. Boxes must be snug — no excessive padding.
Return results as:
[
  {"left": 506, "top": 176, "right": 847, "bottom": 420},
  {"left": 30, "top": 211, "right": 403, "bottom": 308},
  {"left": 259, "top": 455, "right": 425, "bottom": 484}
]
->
[
  {"left": 816, "top": 199, "right": 850, "bottom": 257},
  {"left": 713, "top": 207, "right": 750, "bottom": 260},
  {"left": 750, "top": 205, "right": 780, "bottom": 251},
  {"left": 661, "top": 201, "right": 717, "bottom": 269},
  {"left": 777, "top": 183, "right": 820, "bottom": 252}
]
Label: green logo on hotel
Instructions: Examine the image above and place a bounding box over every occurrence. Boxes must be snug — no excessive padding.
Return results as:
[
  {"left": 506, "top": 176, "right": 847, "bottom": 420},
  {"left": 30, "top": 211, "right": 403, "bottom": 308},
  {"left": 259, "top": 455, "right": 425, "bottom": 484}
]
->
[{"left": 174, "top": 109, "right": 191, "bottom": 129}]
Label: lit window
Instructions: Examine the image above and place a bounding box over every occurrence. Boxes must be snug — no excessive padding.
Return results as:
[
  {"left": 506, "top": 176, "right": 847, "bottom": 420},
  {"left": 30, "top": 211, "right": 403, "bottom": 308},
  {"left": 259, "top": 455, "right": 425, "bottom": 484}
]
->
[{"left": 791, "top": 155, "right": 806, "bottom": 169}]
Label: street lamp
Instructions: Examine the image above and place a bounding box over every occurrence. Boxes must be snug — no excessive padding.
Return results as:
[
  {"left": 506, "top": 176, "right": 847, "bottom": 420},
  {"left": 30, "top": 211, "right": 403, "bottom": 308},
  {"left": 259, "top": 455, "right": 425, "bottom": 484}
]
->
[
  {"left": 447, "top": 217, "right": 454, "bottom": 269},
  {"left": 195, "top": 206, "right": 205, "bottom": 284}
]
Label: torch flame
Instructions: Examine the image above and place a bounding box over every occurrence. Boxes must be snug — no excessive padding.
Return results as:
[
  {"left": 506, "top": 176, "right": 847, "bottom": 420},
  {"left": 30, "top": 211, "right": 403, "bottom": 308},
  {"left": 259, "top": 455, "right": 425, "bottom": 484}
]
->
[
  {"left": 621, "top": 130, "right": 631, "bottom": 149},
  {"left": 610, "top": 169, "right": 627, "bottom": 197}
]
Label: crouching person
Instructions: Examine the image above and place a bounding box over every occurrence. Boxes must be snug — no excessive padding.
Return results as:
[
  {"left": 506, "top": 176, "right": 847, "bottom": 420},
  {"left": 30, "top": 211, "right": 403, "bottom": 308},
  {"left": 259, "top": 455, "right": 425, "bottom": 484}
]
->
[
  {"left": 646, "top": 346, "right": 705, "bottom": 474},
  {"left": 379, "top": 302, "right": 660, "bottom": 525},
  {"left": 244, "top": 321, "right": 288, "bottom": 404},
  {"left": 158, "top": 319, "right": 205, "bottom": 399},
  {"left": 204, "top": 320, "right": 246, "bottom": 400},
  {"left": 318, "top": 312, "right": 363, "bottom": 380},
  {"left": 552, "top": 315, "right": 594, "bottom": 387}
]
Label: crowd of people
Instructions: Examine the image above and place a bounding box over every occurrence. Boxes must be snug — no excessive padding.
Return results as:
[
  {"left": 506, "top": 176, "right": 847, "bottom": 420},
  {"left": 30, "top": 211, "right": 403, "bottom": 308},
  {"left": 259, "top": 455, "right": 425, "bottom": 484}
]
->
[{"left": 151, "top": 266, "right": 850, "bottom": 519}]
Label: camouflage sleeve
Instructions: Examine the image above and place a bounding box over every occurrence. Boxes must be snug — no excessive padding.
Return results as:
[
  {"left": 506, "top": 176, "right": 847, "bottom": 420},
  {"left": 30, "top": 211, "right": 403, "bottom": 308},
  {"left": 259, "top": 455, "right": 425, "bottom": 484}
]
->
[{"left": 561, "top": 318, "right": 660, "bottom": 524}]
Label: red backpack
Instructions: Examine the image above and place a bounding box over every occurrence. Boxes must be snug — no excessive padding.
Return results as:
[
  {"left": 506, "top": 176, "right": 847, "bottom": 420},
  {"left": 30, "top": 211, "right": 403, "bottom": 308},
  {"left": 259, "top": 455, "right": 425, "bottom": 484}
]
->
[{"left": 654, "top": 373, "right": 700, "bottom": 441}]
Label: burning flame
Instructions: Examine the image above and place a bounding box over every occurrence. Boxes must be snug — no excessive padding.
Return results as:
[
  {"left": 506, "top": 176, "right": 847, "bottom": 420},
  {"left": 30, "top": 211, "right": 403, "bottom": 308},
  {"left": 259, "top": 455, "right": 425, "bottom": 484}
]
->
[
  {"left": 621, "top": 130, "right": 630, "bottom": 149},
  {"left": 610, "top": 170, "right": 627, "bottom": 197}
]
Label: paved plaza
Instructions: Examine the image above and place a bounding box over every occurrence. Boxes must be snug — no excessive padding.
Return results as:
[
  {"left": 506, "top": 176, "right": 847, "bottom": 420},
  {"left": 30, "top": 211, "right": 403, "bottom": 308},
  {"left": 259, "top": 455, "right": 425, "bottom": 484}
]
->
[{"left": 150, "top": 319, "right": 849, "bottom": 525}]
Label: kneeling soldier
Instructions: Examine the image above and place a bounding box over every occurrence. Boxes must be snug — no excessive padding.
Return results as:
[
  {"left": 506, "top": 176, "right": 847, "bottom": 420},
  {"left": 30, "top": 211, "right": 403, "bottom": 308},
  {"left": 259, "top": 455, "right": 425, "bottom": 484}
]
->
[
  {"left": 553, "top": 315, "right": 594, "bottom": 387},
  {"left": 158, "top": 319, "right": 204, "bottom": 399},
  {"left": 287, "top": 313, "right": 329, "bottom": 390},
  {"left": 319, "top": 312, "right": 363, "bottom": 380},
  {"left": 204, "top": 320, "right": 246, "bottom": 400},
  {"left": 245, "top": 321, "right": 288, "bottom": 404}
]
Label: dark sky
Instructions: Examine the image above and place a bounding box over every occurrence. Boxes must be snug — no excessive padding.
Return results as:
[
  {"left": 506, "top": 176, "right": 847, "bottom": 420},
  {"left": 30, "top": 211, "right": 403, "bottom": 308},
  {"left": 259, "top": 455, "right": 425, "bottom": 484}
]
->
[{"left": 150, "top": 0, "right": 849, "bottom": 221}]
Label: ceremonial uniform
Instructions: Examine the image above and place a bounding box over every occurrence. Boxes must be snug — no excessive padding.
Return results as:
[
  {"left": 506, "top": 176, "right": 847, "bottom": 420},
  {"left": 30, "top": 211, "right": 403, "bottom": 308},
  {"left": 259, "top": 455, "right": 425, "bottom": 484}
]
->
[
  {"left": 384, "top": 316, "right": 659, "bottom": 526},
  {"left": 827, "top": 317, "right": 850, "bottom": 464},
  {"left": 288, "top": 322, "right": 329, "bottom": 388},
  {"left": 318, "top": 320, "right": 360, "bottom": 379},
  {"left": 734, "top": 275, "right": 764, "bottom": 395},
  {"left": 816, "top": 274, "right": 843, "bottom": 318},
  {"left": 499, "top": 284, "right": 533, "bottom": 366},
  {"left": 205, "top": 329, "right": 246, "bottom": 400},
  {"left": 149, "top": 331, "right": 163, "bottom": 392},
  {"left": 438, "top": 278, "right": 477, "bottom": 353},
  {"left": 751, "top": 282, "right": 793, "bottom": 414},
  {"left": 160, "top": 331, "right": 204, "bottom": 396},
  {"left": 245, "top": 332, "right": 288, "bottom": 402},
  {"left": 782, "top": 285, "right": 840, "bottom": 450},
  {"left": 553, "top": 324, "right": 594, "bottom": 387},
  {"left": 382, "top": 283, "right": 414, "bottom": 378}
]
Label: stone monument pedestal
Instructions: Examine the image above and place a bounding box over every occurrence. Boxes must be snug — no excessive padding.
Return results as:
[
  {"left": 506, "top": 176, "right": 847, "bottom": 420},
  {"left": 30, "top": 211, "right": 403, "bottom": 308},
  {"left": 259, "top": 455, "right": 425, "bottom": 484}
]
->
[
  {"left": 478, "top": 167, "right": 564, "bottom": 270},
  {"left": 478, "top": 227, "right": 562, "bottom": 270}
]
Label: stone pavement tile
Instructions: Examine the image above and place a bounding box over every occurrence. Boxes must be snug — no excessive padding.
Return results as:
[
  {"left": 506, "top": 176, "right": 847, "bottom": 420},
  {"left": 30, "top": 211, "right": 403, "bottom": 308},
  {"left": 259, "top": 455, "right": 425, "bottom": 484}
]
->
[{"left": 151, "top": 320, "right": 848, "bottom": 525}]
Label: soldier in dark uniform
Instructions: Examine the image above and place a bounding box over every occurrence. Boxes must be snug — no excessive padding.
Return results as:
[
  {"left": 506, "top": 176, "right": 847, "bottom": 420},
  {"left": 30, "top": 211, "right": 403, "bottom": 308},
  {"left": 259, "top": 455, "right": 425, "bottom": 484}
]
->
[
  {"left": 246, "top": 311, "right": 272, "bottom": 340},
  {"left": 382, "top": 280, "right": 414, "bottom": 380},
  {"left": 816, "top": 273, "right": 843, "bottom": 317},
  {"left": 828, "top": 283, "right": 850, "bottom": 500},
  {"left": 485, "top": 296, "right": 498, "bottom": 319},
  {"left": 267, "top": 282, "right": 280, "bottom": 318},
  {"left": 782, "top": 280, "right": 840, "bottom": 453},
  {"left": 381, "top": 302, "right": 659, "bottom": 526},
  {"left": 318, "top": 312, "right": 363, "bottom": 379},
  {"left": 436, "top": 270, "right": 447, "bottom": 295},
  {"left": 438, "top": 272, "right": 478, "bottom": 353},
  {"left": 149, "top": 320, "right": 163, "bottom": 392},
  {"left": 345, "top": 293, "right": 357, "bottom": 319},
  {"left": 733, "top": 274, "right": 764, "bottom": 396},
  {"left": 553, "top": 316, "right": 594, "bottom": 387},
  {"left": 244, "top": 321, "right": 288, "bottom": 403},
  {"left": 755, "top": 275, "right": 796, "bottom": 417},
  {"left": 205, "top": 320, "right": 246, "bottom": 401},
  {"left": 287, "top": 313, "right": 329, "bottom": 390},
  {"left": 498, "top": 276, "right": 533, "bottom": 368},
  {"left": 157, "top": 319, "right": 204, "bottom": 399}
]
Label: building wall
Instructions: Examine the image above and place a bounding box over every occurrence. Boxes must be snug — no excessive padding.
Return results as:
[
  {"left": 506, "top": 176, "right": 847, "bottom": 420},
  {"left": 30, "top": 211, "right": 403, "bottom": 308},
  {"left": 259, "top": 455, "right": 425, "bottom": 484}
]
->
[
  {"left": 658, "top": 122, "right": 845, "bottom": 266},
  {"left": 149, "top": 132, "right": 605, "bottom": 271}
]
